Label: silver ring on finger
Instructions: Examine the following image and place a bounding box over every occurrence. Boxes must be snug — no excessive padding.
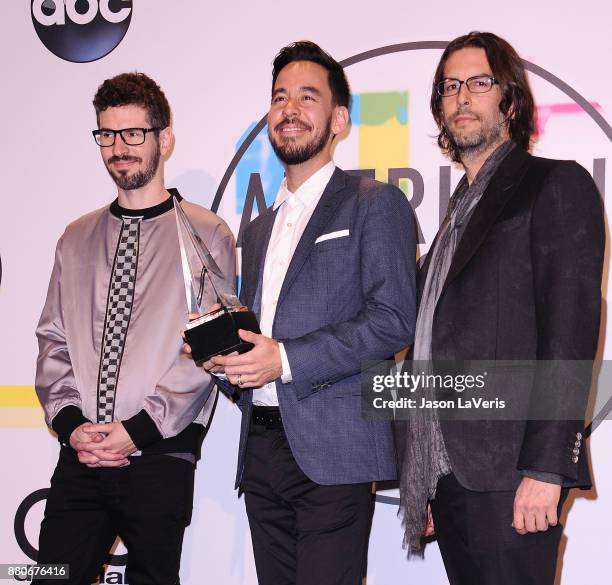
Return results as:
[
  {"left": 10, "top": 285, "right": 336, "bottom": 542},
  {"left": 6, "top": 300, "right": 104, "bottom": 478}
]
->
[{"left": 237, "top": 374, "right": 243, "bottom": 387}]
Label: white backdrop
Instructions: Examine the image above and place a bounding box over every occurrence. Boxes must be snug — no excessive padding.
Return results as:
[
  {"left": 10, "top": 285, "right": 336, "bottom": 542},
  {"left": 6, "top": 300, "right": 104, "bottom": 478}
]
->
[{"left": 1, "top": 1, "right": 611, "bottom": 583}]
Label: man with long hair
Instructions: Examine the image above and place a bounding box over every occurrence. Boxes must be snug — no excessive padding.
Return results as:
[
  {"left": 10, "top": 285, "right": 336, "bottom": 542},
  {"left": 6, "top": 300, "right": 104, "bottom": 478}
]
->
[{"left": 396, "top": 32, "right": 604, "bottom": 584}]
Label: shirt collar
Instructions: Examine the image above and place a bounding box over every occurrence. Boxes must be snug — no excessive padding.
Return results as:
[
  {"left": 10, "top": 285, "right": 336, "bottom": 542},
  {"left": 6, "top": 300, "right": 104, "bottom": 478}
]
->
[
  {"left": 272, "top": 161, "right": 336, "bottom": 211},
  {"left": 109, "top": 188, "right": 182, "bottom": 219}
]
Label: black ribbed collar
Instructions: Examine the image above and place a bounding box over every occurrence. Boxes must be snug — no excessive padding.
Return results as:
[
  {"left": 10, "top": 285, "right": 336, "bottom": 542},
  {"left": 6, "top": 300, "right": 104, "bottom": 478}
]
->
[{"left": 109, "top": 188, "right": 182, "bottom": 219}]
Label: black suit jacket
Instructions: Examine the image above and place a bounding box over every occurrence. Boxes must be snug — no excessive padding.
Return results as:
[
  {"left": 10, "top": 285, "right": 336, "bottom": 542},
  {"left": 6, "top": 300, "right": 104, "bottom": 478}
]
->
[{"left": 419, "top": 147, "right": 604, "bottom": 491}]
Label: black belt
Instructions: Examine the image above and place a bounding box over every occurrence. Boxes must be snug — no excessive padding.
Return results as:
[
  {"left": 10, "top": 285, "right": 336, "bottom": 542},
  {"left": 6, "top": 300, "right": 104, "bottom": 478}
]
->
[{"left": 251, "top": 406, "right": 283, "bottom": 429}]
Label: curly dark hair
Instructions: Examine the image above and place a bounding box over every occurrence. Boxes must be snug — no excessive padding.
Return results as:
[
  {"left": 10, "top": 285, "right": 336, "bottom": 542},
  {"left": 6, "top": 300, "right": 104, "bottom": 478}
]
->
[
  {"left": 431, "top": 31, "right": 536, "bottom": 162},
  {"left": 93, "top": 72, "right": 171, "bottom": 129},
  {"left": 272, "top": 41, "right": 351, "bottom": 110}
]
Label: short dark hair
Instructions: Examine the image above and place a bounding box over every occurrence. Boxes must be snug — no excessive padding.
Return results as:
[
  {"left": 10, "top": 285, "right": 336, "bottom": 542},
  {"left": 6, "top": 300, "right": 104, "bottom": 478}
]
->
[
  {"left": 431, "top": 31, "right": 536, "bottom": 162},
  {"left": 271, "top": 41, "right": 351, "bottom": 109},
  {"left": 93, "top": 72, "right": 171, "bottom": 129}
]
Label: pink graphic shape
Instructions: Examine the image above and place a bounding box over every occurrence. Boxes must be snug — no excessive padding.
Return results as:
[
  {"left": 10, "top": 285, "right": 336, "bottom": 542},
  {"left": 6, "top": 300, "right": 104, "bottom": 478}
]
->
[{"left": 536, "top": 102, "right": 602, "bottom": 136}]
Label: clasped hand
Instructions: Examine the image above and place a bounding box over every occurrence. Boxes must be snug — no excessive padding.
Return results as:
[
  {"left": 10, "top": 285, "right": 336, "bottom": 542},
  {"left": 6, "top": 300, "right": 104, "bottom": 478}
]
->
[{"left": 70, "top": 421, "right": 136, "bottom": 468}]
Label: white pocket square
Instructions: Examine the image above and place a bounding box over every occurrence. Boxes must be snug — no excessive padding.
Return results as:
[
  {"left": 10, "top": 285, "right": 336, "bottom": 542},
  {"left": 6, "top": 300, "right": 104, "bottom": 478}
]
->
[{"left": 315, "top": 229, "right": 350, "bottom": 244}]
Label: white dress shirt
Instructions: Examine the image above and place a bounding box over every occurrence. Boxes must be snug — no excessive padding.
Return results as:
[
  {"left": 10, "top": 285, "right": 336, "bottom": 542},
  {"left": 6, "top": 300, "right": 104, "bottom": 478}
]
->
[{"left": 253, "top": 161, "right": 336, "bottom": 406}]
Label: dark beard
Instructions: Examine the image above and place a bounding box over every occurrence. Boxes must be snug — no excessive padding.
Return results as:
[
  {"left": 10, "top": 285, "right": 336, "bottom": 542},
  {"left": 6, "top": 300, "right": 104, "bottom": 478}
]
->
[
  {"left": 447, "top": 112, "right": 505, "bottom": 161},
  {"left": 106, "top": 146, "right": 160, "bottom": 190},
  {"left": 452, "top": 126, "right": 503, "bottom": 160},
  {"left": 269, "top": 117, "right": 332, "bottom": 165}
]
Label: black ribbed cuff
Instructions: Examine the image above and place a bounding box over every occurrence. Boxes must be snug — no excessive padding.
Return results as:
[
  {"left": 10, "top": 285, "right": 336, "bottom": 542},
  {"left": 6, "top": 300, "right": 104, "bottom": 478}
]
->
[
  {"left": 51, "top": 405, "right": 90, "bottom": 446},
  {"left": 122, "top": 409, "right": 163, "bottom": 450}
]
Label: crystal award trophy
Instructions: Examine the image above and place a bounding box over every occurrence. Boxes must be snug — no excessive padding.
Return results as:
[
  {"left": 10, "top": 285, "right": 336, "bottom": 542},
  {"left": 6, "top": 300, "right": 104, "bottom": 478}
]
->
[{"left": 174, "top": 197, "right": 260, "bottom": 365}]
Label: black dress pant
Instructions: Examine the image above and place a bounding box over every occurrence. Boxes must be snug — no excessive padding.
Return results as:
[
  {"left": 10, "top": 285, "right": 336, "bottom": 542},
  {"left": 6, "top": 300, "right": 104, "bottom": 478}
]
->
[
  {"left": 34, "top": 447, "right": 195, "bottom": 585},
  {"left": 242, "top": 419, "right": 373, "bottom": 585},
  {"left": 431, "top": 473, "right": 568, "bottom": 585}
]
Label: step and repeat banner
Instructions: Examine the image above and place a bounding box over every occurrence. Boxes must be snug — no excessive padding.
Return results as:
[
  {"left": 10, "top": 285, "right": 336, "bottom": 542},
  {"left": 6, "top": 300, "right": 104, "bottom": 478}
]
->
[{"left": 1, "top": 2, "right": 610, "bottom": 584}]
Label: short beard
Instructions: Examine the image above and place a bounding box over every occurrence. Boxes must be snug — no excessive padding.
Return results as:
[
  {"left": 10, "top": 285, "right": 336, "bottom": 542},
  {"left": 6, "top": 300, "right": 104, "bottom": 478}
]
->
[
  {"left": 269, "top": 117, "right": 332, "bottom": 166},
  {"left": 106, "top": 145, "right": 161, "bottom": 190},
  {"left": 447, "top": 112, "right": 506, "bottom": 162}
]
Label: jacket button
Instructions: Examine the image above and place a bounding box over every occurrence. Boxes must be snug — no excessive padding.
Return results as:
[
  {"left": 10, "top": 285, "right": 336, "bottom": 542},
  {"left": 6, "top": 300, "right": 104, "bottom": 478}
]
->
[
  {"left": 575, "top": 440, "right": 581, "bottom": 448},
  {"left": 572, "top": 455, "right": 579, "bottom": 463},
  {"left": 576, "top": 432, "right": 583, "bottom": 440},
  {"left": 573, "top": 448, "right": 580, "bottom": 456}
]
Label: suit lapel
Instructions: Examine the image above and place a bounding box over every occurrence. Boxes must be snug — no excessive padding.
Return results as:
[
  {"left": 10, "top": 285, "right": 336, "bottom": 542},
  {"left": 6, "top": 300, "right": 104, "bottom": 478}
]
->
[
  {"left": 277, "top": 168, "right": 349, "bottom": 306},
  {"left": 244, "top": 207, "right": 278, "bottom": 315},
  {"left": 441, "top": 147, "right": 532, "bottom": 294}
]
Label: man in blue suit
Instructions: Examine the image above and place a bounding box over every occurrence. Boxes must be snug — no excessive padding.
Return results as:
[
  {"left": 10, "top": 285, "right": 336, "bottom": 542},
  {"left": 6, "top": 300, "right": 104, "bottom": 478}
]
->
[{"left": 208, "top": 41, "right": 416, "bottom": 585}]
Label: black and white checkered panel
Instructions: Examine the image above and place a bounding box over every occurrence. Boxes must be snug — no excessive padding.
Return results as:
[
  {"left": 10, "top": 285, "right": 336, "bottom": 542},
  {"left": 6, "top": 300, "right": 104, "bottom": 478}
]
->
[{"left": 97, "top": 216, "right": 142, "bottom": 424}]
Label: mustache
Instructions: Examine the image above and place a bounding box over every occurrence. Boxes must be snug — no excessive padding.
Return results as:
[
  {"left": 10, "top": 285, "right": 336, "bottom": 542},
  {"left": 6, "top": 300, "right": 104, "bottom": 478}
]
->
[
  {"left": 274, "top": 117, "right": 312, "bottom": 132},
  {"left": 107, "top": 154, "right": 142, "bottom": 165},
  {"left": 451, "top": 109, "right": 480, "bottom": 122}
]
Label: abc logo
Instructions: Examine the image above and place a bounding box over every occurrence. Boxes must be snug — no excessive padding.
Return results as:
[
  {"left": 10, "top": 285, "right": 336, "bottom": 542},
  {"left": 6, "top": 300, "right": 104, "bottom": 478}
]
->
[{"left": 31, "top": 0, "right": 133, "bottom": 63}]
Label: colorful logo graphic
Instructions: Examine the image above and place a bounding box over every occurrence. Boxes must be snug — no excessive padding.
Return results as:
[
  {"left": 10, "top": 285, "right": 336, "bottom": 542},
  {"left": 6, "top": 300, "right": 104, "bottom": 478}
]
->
[
  {"left": 214, "top": 42, "right": 609, "bottom": 230},
  {"left": 31, "top": 0, "right": 133, "bottom": 63},
  {"left": 234, "top": 95, "right": 605, "bottom": 220}
]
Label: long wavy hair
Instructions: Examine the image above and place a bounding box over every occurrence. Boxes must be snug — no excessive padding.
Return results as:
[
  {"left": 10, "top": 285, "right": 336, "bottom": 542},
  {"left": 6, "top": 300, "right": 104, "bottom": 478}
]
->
[{"left": 431, "top": 32, "right": 536, "bottom": 162}]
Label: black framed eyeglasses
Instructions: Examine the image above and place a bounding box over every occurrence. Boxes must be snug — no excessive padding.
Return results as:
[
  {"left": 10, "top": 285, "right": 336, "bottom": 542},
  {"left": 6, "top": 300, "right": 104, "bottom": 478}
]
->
[
  {"left": 436, "top": 75, "right": 499, "bottom": 97},
  {"left": 92, "top": 127, "right": 161, "bottom": 147}
]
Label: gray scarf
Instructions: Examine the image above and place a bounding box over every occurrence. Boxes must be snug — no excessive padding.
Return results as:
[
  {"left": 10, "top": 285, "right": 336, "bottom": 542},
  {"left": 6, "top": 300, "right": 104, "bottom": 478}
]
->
[{"left": 397, "top": 141, "right": 516, "bottom": 556}]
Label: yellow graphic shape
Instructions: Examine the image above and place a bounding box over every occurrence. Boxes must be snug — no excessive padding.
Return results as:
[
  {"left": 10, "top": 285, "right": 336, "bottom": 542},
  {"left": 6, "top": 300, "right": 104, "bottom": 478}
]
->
[
  {"left": 0, "top": 386, "right": 45, "bottom": 427},
  {"left": 358, "top": 92, "right": 409, "bottom": 184}
]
